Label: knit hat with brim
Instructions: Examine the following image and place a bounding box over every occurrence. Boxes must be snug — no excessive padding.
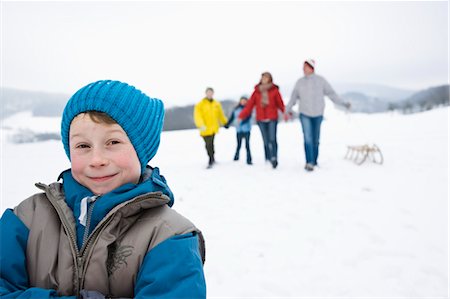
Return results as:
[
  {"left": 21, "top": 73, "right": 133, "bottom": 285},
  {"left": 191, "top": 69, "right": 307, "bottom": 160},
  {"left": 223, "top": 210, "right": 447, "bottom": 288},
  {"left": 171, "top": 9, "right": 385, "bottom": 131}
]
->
[
  {"left": 61, "top": 80, "right": 164, "bottom": 172},
  {"left": 305, "top": 59, "right": 316, "bottom": 69}
]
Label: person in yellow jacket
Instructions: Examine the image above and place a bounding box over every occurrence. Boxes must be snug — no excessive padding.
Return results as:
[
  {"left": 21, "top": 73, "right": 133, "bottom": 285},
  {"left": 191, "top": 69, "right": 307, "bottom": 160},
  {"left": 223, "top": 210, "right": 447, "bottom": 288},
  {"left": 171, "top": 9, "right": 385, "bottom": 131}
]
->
[{"left": 194, "top": 87, "right": 228, "bottom": 168}]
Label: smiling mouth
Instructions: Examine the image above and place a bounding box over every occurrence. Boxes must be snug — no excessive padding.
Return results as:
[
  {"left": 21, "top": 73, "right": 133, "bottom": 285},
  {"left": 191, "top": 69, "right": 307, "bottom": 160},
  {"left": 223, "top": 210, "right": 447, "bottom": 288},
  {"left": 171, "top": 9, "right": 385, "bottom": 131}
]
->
[{"left": 89, "top": 174, "right": 117, "bottom": 182}]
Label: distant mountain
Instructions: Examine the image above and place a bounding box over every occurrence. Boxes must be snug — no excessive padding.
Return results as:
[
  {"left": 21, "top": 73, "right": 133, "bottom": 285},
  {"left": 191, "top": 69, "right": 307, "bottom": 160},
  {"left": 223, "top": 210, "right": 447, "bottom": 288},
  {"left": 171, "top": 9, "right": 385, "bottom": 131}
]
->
[
  {"left": 2, "top": 84, "right": 448, "bottom": 135},
  {"left": 339, "top": 84, "right": 449, "bottom": 114},
  {"left": 334, "top": 83, "right": 416, "bottom": 101},
  {"left": 339, "top": 92, "right": 389, "bottom": 113},
  {"left": 1, "top": 88, "right": 68, "bottom": 119},
  {"left": 0, "top": 87, "right": 238, "bottom": 132},
  {"left": 393, "top": 85, "right": 449, "bottom": 113}
]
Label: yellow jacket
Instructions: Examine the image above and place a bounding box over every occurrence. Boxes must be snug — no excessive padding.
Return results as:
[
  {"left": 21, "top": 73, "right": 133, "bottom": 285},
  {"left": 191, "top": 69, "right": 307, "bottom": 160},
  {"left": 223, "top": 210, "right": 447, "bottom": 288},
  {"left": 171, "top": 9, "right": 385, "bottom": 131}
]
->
[{"left": 193, "top": 98, "right": 228, "bottom": 137}]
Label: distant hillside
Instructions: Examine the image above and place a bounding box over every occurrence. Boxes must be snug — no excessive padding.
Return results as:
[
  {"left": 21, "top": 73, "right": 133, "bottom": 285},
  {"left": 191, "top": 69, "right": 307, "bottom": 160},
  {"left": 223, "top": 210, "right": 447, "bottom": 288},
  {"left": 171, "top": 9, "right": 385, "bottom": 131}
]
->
[
  {"left": 340, "top": 92, "right": 389, "bottom": 113},
  {"left": 339, "top": 84, "right": 449, "bottom": 114},
  {"left": 334, "top": 83, "right": 416, "bottom": 101},
  {"left": 1, "top": 88, "right": 68, "bottom": 119},
  {"left": 0, "top": 88, "right": 238, "bottom": 132},
  {"left": 392, "top": 85, "right": 449, "bottom": 113},
  {"left": 2, "top": 84, "right": 448, "bottom": 134}
]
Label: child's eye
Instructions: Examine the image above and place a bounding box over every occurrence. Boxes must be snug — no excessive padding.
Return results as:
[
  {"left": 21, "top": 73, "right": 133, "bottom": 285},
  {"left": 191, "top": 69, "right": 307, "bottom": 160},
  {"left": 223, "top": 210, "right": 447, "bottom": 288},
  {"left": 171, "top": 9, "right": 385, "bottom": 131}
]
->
[
  {"left": 76, "top": 144, "right": 90, "bottom": 149},
  {"left": 108, "top": 140, "right": 121, "bottom": 145}
]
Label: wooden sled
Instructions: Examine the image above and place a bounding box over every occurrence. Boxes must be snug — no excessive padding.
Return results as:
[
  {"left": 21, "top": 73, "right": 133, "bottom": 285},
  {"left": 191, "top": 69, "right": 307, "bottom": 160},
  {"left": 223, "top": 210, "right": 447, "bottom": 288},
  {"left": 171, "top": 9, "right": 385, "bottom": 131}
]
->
[{"left": 345, "top": 144, "right": 384, "bottom": 165}]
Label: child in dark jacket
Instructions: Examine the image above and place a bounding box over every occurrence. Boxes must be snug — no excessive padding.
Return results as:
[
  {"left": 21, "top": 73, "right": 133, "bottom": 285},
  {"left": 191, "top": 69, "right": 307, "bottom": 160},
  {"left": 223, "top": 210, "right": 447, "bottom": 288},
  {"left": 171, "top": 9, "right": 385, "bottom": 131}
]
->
[
  {"left": 225, "top": 96, "right": 253, "bottom": 165},
  {"left": 0, "top": 80, "right": 206, "bottom": 299}
]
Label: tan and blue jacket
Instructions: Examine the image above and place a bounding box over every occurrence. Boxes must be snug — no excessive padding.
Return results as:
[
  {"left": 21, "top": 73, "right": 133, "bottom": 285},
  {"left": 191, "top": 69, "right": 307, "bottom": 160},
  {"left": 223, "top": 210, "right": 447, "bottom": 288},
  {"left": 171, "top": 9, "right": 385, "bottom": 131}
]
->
[{"left": 0, "top": 167, "right": 206, "bottom": 298}]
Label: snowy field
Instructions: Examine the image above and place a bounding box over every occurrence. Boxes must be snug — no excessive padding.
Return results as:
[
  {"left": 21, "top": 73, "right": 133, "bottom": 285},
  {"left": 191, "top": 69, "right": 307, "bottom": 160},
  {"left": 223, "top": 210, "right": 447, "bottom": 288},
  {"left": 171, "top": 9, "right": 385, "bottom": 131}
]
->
[{"left": 1, "top": 106, "right": 449, "bottom": 298}]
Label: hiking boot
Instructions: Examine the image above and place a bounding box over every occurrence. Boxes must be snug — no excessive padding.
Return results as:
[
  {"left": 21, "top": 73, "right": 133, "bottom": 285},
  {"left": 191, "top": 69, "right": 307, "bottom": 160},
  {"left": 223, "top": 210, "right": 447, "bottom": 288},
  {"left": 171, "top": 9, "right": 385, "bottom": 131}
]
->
[
  {"left": 271, "top": 158, "right": 278, "bottom": 169},
  {"left": 207, "top": 157, "right": 215, "bottom": 169},
  {"left": 247, "top": 160, "right": 253, "bottom": 165},
  {"left": 305, "top": 163, "right": 314, "bottom": 172},
  {"left": 233, "top": 154, "right": 239, "bottom": 161}
]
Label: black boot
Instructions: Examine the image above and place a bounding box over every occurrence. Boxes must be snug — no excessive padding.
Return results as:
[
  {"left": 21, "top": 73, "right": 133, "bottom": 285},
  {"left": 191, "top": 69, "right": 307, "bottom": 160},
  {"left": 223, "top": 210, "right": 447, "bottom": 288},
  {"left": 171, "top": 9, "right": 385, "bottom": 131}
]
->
[
  {"left": 271, "top": 158, "right": 278, "bottom": 169},
  {"left": 207, "top": 157, "right": 214, "bottom": 169}
]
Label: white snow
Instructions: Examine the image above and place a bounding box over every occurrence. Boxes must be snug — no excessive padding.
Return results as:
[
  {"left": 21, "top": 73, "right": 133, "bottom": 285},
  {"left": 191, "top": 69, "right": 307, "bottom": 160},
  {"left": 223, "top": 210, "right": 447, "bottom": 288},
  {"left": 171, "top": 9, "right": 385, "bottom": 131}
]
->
[
  {"left": 2, "top": 111, "right": 62, "bottom": 133},
  {"left": 1, "top": 106, "right": 449, "bottom": 297}
]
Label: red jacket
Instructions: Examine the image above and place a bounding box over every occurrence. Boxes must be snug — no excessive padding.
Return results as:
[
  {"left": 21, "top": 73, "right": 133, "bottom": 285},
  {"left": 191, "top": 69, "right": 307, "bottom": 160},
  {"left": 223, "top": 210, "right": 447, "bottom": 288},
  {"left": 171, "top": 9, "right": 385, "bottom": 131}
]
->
[{"left": 239, "top": 84, "right": 285, "bottom": 121}]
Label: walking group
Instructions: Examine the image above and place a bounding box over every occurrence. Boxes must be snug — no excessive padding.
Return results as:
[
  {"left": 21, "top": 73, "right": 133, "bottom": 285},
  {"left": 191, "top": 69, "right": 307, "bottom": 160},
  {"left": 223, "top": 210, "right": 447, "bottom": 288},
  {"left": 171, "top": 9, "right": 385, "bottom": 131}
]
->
[{"left": 194, "top": 59, "right": 351, "bottom": 171}]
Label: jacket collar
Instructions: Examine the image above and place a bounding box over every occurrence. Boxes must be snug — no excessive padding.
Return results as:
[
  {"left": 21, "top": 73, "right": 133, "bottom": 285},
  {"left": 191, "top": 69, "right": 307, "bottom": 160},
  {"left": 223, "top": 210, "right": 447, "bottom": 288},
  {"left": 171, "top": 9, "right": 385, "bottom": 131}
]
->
[
  {"left": 59, "top": 166, "right": 174, "bottom": 214},
  {"left": 304, "top": 73, "right": 316, "bottom": 79},
  {"left": 37, "top": 167, "right": 174, "bottom": 247},
  {"left": 253, "top": 83, "right": 279, "bottom": 93}
]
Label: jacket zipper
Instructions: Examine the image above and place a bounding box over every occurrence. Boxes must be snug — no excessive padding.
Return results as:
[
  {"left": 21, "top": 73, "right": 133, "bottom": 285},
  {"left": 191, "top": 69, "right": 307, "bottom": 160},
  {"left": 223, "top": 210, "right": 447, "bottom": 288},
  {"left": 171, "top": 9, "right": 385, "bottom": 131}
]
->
[
  {"left": 39, "top": 183, "right": 166, "bottom": 295},
  {"left": 78, "top": 194, "right": 163, "bottom": 288},
  {"left": 81, "top": 197, "right": 97, "bottom": 247},
  {"left": 39, "top": 184, "right": 81, "bottom": 297}
]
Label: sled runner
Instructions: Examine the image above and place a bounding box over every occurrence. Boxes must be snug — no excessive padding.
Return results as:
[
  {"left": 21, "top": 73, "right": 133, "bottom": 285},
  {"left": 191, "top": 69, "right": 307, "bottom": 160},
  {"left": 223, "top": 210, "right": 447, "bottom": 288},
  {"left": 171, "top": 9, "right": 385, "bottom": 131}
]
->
[{"left": 345, "top": 144, "right": 384, "bottom": 165}]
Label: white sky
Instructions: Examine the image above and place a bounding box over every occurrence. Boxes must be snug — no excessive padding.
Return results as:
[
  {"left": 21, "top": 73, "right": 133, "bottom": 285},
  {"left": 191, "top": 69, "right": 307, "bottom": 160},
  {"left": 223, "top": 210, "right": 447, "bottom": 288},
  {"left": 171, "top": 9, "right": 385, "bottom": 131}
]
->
[{"left": 1, "top": 1, "right": 449, "bottom": 106}]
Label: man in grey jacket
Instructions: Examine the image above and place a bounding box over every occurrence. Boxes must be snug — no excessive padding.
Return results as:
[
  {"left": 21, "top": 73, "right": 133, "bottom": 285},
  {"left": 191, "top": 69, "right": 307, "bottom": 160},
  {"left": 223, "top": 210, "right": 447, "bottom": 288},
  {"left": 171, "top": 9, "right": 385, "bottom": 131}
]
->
[{"left": 285, "top": 59, "right": 350, "bottom": 171}]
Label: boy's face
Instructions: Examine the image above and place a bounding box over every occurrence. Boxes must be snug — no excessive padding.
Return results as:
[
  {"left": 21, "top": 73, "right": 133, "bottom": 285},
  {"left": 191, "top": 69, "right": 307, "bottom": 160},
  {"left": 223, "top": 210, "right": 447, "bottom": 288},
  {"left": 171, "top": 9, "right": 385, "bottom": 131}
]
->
[
  {"left": 69, "top": 114, "right": 141, "bottom": 195},
  {"left": 205, "top": 90, "right": 214, "bottom": 99}
]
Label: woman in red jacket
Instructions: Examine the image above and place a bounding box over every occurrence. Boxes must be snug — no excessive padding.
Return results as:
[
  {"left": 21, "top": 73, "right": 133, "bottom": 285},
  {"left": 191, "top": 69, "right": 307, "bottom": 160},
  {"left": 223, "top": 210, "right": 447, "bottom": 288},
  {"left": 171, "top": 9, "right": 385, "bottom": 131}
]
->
[{"left": 239, "top": 72, "right": 285, "bottom": 169}]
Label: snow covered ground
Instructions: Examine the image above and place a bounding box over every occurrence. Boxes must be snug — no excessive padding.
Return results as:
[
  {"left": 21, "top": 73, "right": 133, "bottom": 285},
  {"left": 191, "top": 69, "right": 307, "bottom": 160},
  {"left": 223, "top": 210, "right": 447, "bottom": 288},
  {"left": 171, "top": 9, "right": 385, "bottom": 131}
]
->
[{"left": 1, "top": 106, "right": 449, "bottom": 297}]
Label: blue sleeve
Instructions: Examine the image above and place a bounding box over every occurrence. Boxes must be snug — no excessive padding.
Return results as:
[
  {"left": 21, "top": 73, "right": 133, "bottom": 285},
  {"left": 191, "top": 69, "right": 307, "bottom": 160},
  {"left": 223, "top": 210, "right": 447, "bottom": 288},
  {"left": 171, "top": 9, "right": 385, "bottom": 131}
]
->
[
  {"left": 0, "top": 209, "right": 75, "bottom": 299},
  {"left": 241, "top": 115, "right": 251, "bottom": 124},
  {"left": 226, "top": 110, "right": 235, "bottom": 126},
  {"left": 135, "top": 232, "right": 206, "bottom": 299}
]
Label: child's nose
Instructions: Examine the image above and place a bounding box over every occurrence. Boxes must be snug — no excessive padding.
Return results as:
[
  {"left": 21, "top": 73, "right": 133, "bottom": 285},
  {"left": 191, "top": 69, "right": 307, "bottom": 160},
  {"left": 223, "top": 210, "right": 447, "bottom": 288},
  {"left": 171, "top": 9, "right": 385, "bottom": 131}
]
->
[{"left": 90, "top": 148, "right": 108, "bottom": 167}]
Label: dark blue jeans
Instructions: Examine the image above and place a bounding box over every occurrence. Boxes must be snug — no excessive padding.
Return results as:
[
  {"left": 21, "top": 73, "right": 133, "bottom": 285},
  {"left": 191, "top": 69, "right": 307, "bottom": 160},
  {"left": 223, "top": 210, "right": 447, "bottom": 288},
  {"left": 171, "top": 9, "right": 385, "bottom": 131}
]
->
[
  {"left": 257, "top": 120, "right": 278, "bottom": 162},
  {"left": 299, "top": 113, "right": 323, "bottom": 165},
  {"left": 235, "top": 132, "right": 252, "bottom": 162}
]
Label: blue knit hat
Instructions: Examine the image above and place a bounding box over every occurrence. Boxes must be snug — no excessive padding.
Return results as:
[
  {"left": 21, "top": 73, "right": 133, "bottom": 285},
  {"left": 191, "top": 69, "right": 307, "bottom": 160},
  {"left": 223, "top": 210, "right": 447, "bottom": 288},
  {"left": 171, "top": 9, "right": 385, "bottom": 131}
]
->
[{"left": 61, "top": 80, "right": 164, "bottom": 172}]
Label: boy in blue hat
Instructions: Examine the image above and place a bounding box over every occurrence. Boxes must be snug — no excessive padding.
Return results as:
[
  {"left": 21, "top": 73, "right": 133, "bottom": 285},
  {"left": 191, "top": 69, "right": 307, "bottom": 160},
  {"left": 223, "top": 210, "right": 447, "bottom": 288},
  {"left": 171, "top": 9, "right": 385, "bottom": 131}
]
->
[{"left": 0, "top": 80, "right": 206, "bottom": 298}]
